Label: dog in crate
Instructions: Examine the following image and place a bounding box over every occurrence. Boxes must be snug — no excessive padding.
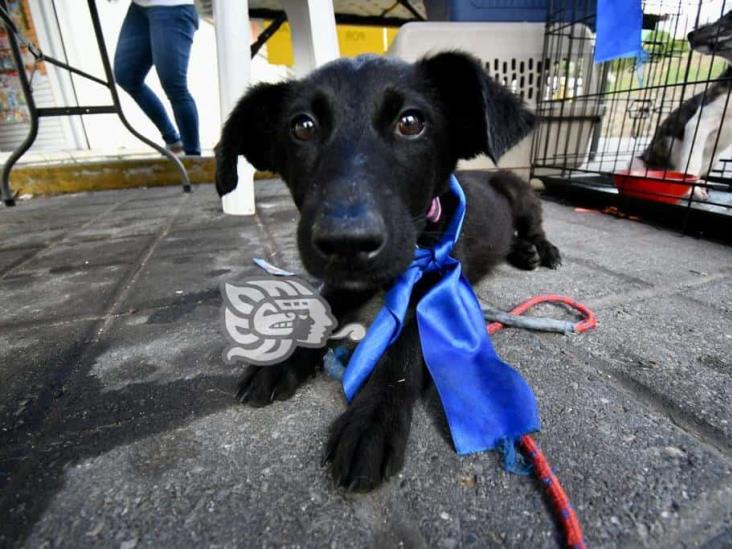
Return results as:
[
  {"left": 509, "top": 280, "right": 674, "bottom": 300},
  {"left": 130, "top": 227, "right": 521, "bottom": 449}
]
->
[
  {"left": 215, "top": 52, "right": 560, "bottom": 491},
  {"left": 632, "top": 10, "right": 732, "bottom": 200}
]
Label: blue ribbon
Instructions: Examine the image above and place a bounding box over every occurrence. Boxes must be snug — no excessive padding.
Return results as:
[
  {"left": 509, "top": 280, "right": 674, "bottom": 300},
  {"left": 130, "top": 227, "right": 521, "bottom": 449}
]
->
[{"left": 342, "top": 175, "right": 540, "bottom": 455}]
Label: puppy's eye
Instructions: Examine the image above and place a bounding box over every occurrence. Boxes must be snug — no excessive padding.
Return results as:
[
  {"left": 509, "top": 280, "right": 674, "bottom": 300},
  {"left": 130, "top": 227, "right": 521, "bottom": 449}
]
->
[
  {"left": 291, "top": 114, "right": 317, "bottom": 141},
  {"left": 397, "top": 110, "right": 425, "bottom": 137}
]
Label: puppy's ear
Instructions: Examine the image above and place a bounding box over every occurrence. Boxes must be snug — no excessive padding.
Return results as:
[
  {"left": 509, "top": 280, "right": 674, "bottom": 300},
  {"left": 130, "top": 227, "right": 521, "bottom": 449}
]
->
[
  {"left": 215, "top": 81, "right": 291, "bottom": 196},
  {"left": 419, "top": 51, "right": 536, "bottom": 163}
]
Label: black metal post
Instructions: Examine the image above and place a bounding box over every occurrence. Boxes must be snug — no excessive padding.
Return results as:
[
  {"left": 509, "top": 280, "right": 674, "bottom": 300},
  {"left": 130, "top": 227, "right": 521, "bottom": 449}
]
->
[{"left": 251, "top": 13, "right": 287, "bottom": 58}]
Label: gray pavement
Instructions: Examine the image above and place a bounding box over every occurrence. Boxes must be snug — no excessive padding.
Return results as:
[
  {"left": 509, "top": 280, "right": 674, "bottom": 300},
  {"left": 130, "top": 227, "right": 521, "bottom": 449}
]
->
[{"left": 0, "top": 181, "right": 731, "bottom": 548}]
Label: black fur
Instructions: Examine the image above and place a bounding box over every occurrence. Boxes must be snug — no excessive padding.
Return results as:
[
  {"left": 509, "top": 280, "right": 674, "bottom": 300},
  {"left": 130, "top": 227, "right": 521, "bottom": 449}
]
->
[
  {"left": 688, "top": 10, "right": 732, "bottom": 60},
  {"left": 217, "top": 52, "right": 560, "bottom": 491}
]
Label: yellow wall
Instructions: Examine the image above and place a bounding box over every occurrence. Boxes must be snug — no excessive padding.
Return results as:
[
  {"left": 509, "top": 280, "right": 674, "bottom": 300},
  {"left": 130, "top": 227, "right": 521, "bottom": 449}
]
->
[{"left": 267, "top": 23, "right": 400, "bottom": 66}]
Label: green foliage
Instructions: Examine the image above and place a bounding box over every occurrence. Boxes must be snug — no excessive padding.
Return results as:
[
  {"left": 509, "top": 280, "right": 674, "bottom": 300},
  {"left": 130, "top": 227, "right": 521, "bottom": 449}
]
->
[
  {"left": 602, "top": 28, "right": 727, "bottom": 92},
  {"left": 643, "top": 29, "right": 689, "bottom": 58}
]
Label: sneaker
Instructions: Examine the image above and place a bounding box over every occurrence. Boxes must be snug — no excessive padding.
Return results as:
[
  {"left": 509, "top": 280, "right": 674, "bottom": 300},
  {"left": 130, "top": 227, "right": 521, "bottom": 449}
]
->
[{"left": 165, "top": 140, "right": 184, "bottom": 156}]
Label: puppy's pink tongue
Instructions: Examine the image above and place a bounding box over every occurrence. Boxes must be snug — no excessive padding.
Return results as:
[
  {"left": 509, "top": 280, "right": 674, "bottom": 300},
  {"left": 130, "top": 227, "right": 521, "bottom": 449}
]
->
[{"left": 426, "top": 196, "right": 442, "bottom": 223}]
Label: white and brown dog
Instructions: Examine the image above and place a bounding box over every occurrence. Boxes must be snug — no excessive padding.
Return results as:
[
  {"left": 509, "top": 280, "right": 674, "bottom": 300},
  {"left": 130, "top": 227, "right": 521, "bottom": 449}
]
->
[{"left": 633, "top": 10, "right": 732, "bottom": 200}]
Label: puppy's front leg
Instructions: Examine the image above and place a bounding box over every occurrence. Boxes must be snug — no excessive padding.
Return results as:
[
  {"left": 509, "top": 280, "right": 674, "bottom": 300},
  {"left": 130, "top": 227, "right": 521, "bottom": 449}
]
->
[
  {"left": 237, "top": 346, "right": 325, "bottom": 407},
  {"left": 324, "top": 319, "right": 423, "bottom": 491},
  {"left": 237, "top": 286, "right": 367, "bottom": 407}
]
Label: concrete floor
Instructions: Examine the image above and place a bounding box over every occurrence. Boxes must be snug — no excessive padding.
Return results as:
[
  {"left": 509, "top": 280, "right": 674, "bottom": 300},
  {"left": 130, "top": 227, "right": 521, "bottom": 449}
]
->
[{"left": 0, "top": 181, "right": 730, "bottom": 548}]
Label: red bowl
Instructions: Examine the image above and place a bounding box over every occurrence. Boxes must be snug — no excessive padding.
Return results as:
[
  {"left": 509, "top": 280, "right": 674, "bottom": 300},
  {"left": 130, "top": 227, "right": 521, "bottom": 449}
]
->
[{"left": 613, "top": 170, "right": 698, "bottom": 204}]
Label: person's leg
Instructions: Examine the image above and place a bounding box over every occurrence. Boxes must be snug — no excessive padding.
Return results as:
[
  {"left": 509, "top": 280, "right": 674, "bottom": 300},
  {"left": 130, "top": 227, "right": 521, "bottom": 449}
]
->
[
  {"left": 113, "top": 3, "right": 180, "bottom": 146},
  {"left": 148, "top": 5, "right": 201, "bottom": 155}
]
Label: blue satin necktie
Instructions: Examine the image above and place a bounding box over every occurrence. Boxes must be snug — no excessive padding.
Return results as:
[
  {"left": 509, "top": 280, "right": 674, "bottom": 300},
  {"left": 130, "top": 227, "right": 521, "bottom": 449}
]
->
[{"left": 342, "top": 174, "right": 540, "bottom": 455}]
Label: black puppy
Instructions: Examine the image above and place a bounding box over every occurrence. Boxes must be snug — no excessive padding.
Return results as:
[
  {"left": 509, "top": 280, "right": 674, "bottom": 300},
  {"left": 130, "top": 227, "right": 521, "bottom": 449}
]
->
[{"left": 216, "top": 52, "right": 560, "bottom": 491}]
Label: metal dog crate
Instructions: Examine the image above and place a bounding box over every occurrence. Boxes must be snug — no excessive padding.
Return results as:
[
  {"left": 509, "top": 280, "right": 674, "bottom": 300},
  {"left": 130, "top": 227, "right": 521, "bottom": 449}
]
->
[{"left": 531, "top": 0, "right": 732, "bottom": 236}]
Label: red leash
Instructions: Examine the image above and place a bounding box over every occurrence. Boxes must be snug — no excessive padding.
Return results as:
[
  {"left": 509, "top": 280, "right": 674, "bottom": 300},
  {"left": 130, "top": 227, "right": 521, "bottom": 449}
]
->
[
  {"left": 519, "top": 435, "right": 587, "bottom": 549},
  {"left": 489, "top": 295, "right": 594, "bottom": 549},
  {"left": 487, "top": 293, "right": 597, "bottom": 335}
]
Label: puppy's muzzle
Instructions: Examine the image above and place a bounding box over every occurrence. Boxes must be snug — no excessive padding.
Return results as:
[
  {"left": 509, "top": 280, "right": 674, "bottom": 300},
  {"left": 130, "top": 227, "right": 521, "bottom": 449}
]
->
[
  {"left": 688, "top": 27, "right": 732, "bottom": 51},
  {"left": 311, "top": 203, "right": 387, "bottom": 262}
]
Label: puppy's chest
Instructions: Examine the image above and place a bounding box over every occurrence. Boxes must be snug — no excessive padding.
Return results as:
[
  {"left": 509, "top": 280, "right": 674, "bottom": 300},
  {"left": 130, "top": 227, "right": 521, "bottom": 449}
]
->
[
  {"left": 690, "top": 91, "right": 732, "bottom": 130},
  {"left": 340, "top": 291, "right": 386, "bottom": 340},
  {"left": 336, "top": 291, "right": 388, "bottom": 351}
]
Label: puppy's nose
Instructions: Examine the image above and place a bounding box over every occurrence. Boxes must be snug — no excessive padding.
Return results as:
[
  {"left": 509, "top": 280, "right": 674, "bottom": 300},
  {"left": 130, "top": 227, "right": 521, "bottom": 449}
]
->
[
  {"left": 314, "top": 231, "right": 385, "bottom": 258},
  {"left": 312, "top": 206, "right": 387, "bottom": 259},
  {"left": 687, "top": 30, "right": 695, "bottom": 42}
]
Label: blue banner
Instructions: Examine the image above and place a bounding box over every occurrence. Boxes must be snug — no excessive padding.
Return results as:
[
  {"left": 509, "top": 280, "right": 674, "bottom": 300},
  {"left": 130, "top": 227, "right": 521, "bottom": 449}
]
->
[{"left": 595, "top": 0, "right": 644, "bottom": 63}]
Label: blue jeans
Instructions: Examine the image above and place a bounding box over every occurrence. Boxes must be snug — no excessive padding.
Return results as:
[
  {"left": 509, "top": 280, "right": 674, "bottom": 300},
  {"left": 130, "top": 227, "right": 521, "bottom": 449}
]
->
[{"left": 114, "top": 3, "right": 200, "bottom": 155}]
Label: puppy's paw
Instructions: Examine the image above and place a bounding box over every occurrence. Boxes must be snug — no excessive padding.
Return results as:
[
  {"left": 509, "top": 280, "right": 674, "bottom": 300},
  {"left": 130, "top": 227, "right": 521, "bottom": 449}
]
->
[
  {"left": 536, "top": 239, "right": 561, "bottom": 269},
  {"left": 323, "top": 401, "right": 410, "bottom": 491},
  {"left": 508, "top": 239, "right": 540, "bottom": 270},
  {"left": 692, "top": 185, "right": 710, "bottom": 201},
  {"left": 237, "top": 349, "right": 320, "bottom": 407}
]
